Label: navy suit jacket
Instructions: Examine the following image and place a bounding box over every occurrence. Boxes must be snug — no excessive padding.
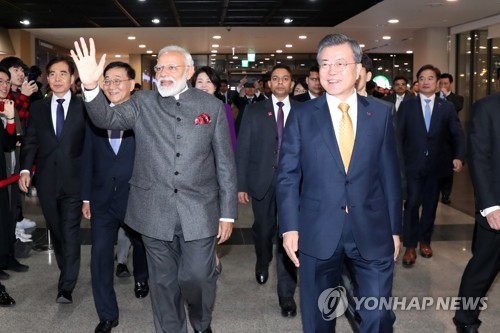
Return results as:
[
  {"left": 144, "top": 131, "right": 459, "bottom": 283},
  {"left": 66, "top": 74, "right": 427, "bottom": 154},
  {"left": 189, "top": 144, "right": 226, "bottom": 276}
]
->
[
  {"left": 397, "top": 96, "right": 465, "bottom": 175},
  {"left": 81, "top": 122, "right": 135, "bottom": 219},
  {"left": 277, "top": 94, "right": 402, "bottom": 261}
]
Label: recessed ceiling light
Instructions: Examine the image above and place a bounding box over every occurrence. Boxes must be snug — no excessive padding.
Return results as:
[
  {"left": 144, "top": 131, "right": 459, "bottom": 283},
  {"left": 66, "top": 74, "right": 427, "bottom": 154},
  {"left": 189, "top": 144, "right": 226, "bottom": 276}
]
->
[
  {"left": 284, "top": 18, "right": 293, "bottom": 24},
  {"left": 264, "top": 58, "right": 270, "bottom": 61},
  {"left": 211, "top": 54, "right": 217, "bottom": 57},
  {"left": 493, "top": 46, "right": 499, "bottom": 49},
  {"left": 147, "top": 50, "right": 153, "bottom": 54},
  {"left": 259, "top": 61, "right": 264, "bottom": 64},
  {"left": 128, "top": 36, "right": 136, "bottom": 40},
  {"left": 20, "top": 20, "right": 30, "bottom": 25},
  {"left": 388, "top": 19, "right": 399, "bottom": 24},
  {"left": 270, "top": 54, "right": 275, "bottom": 57},
  {"left": 211, "top": 50, "right": 217, "bottom": 53},
  {"left": 139, "top": 44, "right": 146, "bottom": 48},
  {"left": 232, "top": 56, "right": 238, "bottom": 59},
  {"left": 287, "top": 56, "right": 293, "bottom": 59},
  {"left": 276, "top": 50, "right": 283, "bottom": 53},
  {"left": 152, "top": 18, "right": 160, "bottom": 24},
  {"left": 299, "top": 35, "right": 307, "bottom": 39},
  {"left": 406, "top": 50, "right": 413, "bottom": 54},
  {"left": 285, "top": 44, "right": 293, "bottom": 48},
  {"left": 359, "top": 44, "right": 365, "bottom": 48},
  {"left": 277, "top": 61, "right": 281, "bottom": 64},
  {"left": 229, "top": 61, "right": 234, "bottom": 64},
  {"left": 212, "top": 44, "right": 219, "bottom": 48},
  {"left": 213, "top": 35, "right": 221, "bottom": 39},
  {"left": 115, "top": 55, "right": 121, "bottom": 58},
  {"left": 382, "top": 36, "right": 391, "bottom": 40},
  {"left": 152, "top": 54, "right": 157, "bottom": 57},
  {"left": 300, "top": 64, "right": 305, "bottom": 66}
]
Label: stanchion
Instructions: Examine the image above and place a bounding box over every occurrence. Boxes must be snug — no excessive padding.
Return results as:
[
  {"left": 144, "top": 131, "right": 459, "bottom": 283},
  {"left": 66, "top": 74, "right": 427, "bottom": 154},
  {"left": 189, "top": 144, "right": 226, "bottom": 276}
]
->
[{"left": 33, "top": 229, "right": 54, "bottom": 253}]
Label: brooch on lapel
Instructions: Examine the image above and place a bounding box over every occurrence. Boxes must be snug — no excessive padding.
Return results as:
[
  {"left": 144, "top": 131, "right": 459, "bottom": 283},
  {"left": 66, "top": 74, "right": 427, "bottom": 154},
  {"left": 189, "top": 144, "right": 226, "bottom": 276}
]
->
[
  {"left": 268, "top": 112, "right": 273, "bottom": 116},
  {"left": 366, "top": 112, "right": 372, "bottom": 116},
  {"left": 194, "top": 113, "right": 211, "bottom": 125}
]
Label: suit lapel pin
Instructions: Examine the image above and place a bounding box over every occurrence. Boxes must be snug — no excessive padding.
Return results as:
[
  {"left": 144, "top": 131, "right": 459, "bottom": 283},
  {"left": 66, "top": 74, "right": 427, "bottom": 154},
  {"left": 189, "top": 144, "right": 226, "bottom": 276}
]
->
[
  {"left": 268, "top": 112, "right": 273, "bottom": 116},
  {"left": 366, "top": 112, "right": 372, "bottom": 116}
]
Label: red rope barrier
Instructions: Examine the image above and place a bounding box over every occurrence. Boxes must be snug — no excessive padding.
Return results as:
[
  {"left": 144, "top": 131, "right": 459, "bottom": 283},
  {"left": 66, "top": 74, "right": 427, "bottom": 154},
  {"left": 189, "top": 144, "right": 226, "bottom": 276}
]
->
[{"left": 0, "top": 173, "right": 20, "bottom": 188}]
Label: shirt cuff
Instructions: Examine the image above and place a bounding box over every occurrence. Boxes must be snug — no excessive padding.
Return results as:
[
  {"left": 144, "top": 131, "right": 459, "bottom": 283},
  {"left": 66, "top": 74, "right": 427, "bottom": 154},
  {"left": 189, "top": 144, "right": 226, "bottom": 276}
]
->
[
  {"left": 82, "top": 86, "right": 100, "bottom": 102},
  {"left": 480, "top": 206, "right": 500, "bottom": 217},
  {"left": 83, "top": 200, "right": 90, "bottom": 204},
  {"left": 20, "top": 169, "right": 30, "bottom": 175},
  {"left": 220, "top": 218, "right": 234, "bottom": 223}
]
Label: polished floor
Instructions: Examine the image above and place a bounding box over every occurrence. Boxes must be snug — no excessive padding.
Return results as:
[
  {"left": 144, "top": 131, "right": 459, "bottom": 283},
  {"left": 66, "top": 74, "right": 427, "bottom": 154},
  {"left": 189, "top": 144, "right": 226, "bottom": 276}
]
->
[{"left": 1, "top": 168, "right": 499, "bottom": 333}]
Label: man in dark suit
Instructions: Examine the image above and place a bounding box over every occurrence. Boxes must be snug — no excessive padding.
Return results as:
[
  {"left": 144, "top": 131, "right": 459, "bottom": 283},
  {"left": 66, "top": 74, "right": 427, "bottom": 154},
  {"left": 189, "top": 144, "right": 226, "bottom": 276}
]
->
[
  {"left": 438, "top": 73, "right": 465, "bottom": 205},
  {"left": 292, "top": 65, "right": 324, "bottom": 102},
  {"left": 233, "top": 81, "right": 265, "bottom": 135},
  {"left": 237, "top": 64, "right": 298, "bottom": 317},
  {"left": 453, "top": 92, "right": 500, "bottom": 333},
  {"left": 383, "top": 76, "right": 413, "bottom": 111},
  {"left": 398, "top": 64, "right": 465, "bottom": 267},
  {"left": 81, "top": 61, "right": 149, "bottom": 333},
  {"left": 19, "top": 56, "right": 87, "bottom": 304},
  {"left": 72, "top": 38, "right": 237, "bottom": 333},
  {"left": 277, "top": 34, "right": 402, "bottom": 333},
  {"left": 215, "top": 79, "right": 236, "bottom": 105}
]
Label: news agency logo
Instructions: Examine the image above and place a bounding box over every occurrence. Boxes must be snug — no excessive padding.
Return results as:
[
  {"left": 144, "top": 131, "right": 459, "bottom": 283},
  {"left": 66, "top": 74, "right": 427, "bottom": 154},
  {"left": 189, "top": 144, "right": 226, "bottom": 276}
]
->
[{"left": 317, "top": 286, "right": 349, "bottom": 321}]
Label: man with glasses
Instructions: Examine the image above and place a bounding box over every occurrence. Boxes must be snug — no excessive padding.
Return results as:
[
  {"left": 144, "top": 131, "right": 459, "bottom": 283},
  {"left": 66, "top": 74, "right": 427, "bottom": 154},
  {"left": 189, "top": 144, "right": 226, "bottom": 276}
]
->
[
  {"left": 71, "top": 38, "right": 236, "bottom": 333},
  {"left": 19, "top": 56, "right": 87, "bottom": 305},
  {"left": 81, "top": 61, "right": 149, "bottom": 333},
  {"left": 383, "top": 76, "right": 413, "bottom": 111},
  {"left": 277, "top": 34, "right": 402, "bottom": 332},
  {"left": 293, "top": 65, "right": 324, "bottom": 102}
]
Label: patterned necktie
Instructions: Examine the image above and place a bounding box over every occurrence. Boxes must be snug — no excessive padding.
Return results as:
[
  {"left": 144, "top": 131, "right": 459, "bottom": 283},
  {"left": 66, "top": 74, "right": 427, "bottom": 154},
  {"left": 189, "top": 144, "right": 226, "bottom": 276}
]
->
[
  {"left": 56, "top": 98, "right": 65, "bottom": 139},
  {"left": 424, "top": 99, "right": 431, "bottom": 132},
  {"left": 338, "top": 102, "right": 354, "bottom": 172},
  {"left": 110, "top": 130, "right": 121, "bottom": 154},
  {"left": 276, "top": 101, "right": 284, "bottom": 166}
]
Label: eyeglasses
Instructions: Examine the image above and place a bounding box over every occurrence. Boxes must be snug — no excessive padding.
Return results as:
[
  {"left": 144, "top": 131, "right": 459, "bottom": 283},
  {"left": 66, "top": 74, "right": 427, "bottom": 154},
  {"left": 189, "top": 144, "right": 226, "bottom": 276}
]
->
[
  {"left": 103, "top": 79, "right": 130, "bottom": 86},
  {"left": 320, "top": 61, "right": 357, "bottom": 71},
  {"left": 153, "top": 64, "right": 186, "bottom": 73},
  {"left": 0, "top": 79, "right": 11, "bottom": 86}
]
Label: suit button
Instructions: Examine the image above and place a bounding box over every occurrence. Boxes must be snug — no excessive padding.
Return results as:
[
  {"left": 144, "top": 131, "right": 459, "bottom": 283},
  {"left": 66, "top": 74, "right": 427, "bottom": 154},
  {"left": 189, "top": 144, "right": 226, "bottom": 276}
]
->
[
  {"left": 174, "top": 189, "right": 178, "bottom": 193},
  {"left": 174, "top": 171, "right": 179, "bottom": 175},
  {"left": 176, "top": 153, "right": 180, "bottom": 157},
  {"left": 177, "top": 117, "right": 181, "bottom": 121},
  {"left": 345, "top": 181, "right": 350, "bottom": 185},
  {"left": 341, "top": 205, "right": 346, "bottom": 211},
  {"left": 176, "top": 134, "right": 181, "bottom": 139},
  {"left": 176, "top": 102, "right": 180, "bottom": 106}
]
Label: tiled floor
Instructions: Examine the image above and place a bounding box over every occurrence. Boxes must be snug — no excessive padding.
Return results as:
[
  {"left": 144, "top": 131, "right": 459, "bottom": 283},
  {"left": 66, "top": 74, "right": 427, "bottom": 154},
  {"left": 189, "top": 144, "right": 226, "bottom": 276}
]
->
[{"left": 1, "top": 169, "right": 499, "bottom": 332}]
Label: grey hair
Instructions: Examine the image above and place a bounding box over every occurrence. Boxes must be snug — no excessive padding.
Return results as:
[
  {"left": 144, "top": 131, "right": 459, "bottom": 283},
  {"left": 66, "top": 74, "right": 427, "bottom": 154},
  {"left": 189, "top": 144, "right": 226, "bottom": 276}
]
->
[
  {"left": 157, "top": 45, "right": 194, "bottom": 67},
  {"left": 316, "top": 34, "right": 362, "bottom": 64}
]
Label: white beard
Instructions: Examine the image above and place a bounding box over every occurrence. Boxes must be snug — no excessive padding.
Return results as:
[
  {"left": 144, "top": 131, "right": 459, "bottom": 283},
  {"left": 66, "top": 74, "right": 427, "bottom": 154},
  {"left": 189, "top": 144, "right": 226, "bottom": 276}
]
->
[{"left": 156, "top": 76, "right": 187, "bottom": 97}]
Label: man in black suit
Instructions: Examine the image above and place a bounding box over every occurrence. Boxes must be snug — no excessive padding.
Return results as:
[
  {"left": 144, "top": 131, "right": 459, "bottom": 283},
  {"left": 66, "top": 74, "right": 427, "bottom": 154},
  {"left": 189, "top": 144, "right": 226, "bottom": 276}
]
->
[
  {"left": 398, "top": 64, "right": 465, "bottom": 267},
  {"left": 237, "top": 64, "right": 298, "bottom": 317},
  {"left": 438, "top": 73, "right": 465, "bottom": 205},
  {"left": 81, "top": 61, "right": 149, "bottom": 333},
  {"left": 292, "top": 65, "right": 324, "bottom": 102},
  {"left": 18, "top": 56, "right": 87, "bottom": 304},
  {"left": 233, "top": 81, "right": 265, "bottom": 135},
  {"left": 215, "top": 79, "right": 236, "bottom": 105},
  {"left": 453, "top": 92, "right": 500, "bottom": 333},
  {"left": 383, "top": 76, "right": 413, "bottom": 111}
]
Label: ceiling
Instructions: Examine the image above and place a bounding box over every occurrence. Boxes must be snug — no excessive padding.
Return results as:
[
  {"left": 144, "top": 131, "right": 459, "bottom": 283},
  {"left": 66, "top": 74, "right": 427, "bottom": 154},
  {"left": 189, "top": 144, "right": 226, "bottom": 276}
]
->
[{"left": 1, "top": 0, "right": 500, "bottom": 58}]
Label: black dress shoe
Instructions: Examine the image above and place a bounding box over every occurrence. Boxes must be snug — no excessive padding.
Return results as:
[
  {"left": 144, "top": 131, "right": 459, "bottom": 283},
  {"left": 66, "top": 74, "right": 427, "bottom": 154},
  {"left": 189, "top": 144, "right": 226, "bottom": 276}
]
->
[
  {"left": 56, "top": 290, "right": 73, "bottom": 304},
  {"left": 134, "top": 281, "right": 149, "bottom": 298},
  {"left": 279, "top": 297, "right": 297, "bottom": 317},
  {"left": 115, "top": 263, "right": 131, "bottom": 278},
  {"left": 0, "top": 270, "right": 10, "bottom": 280},
  {"left": 0, "top": 284, "right": 15, "bottom": 307},
  {"left": 454, "top": 318, "right": 481, "bottom": 333},
  {"left": 194, "top": 326, "right": 212, "bottom": 333},
  {"left": 95, "top": 319, "right": 118, "bottom": 333},
  {"left": 6, "top": 257, "right": 29, "bottom": 272},
  {"left": 255, "top": 265, "right": 269, "bottom": 285}
]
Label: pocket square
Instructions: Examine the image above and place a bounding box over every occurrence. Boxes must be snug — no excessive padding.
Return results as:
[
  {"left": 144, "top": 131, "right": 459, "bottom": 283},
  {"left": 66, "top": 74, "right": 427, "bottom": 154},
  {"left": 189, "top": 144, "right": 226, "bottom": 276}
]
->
[{"left": 194, "top": 113, "right": 211, "bottom": 125}]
